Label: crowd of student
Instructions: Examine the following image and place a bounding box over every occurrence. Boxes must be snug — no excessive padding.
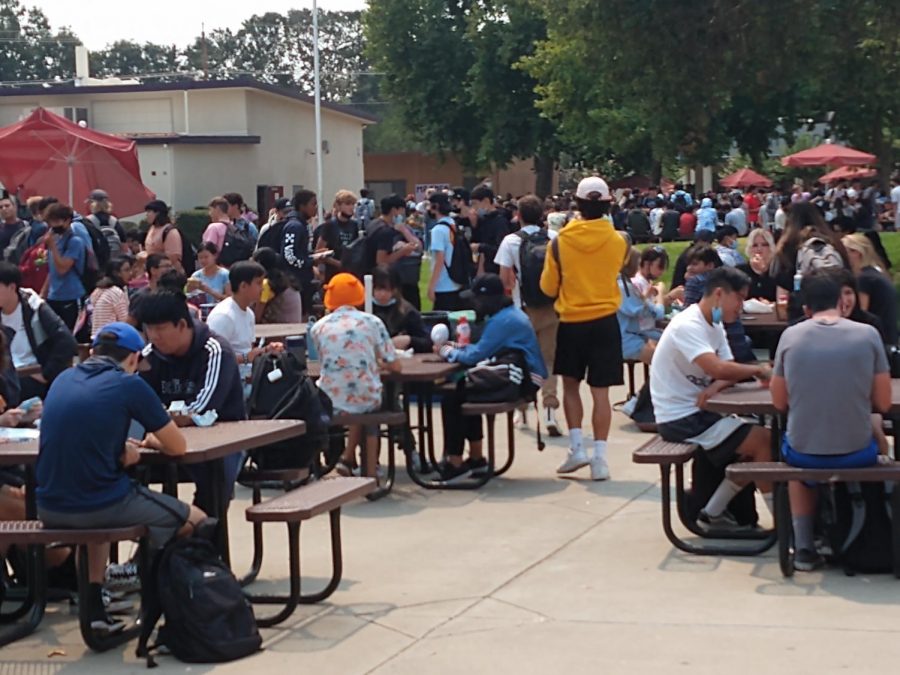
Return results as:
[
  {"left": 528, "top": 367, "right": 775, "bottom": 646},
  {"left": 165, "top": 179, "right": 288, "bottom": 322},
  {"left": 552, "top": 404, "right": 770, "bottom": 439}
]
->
[{"left": 0, "top": 170, "right": 898, "bottom": 641}]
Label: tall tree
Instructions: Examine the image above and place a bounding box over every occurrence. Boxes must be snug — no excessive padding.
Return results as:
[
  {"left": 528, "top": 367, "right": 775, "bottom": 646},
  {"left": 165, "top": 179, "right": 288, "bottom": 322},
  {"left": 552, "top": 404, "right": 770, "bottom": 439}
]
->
[
  {"left": 89, "top": 40, "right": 184, "bottom": 80},
  {"left": 0, "top": 0, "right": 78, "bottom": 83},
  {"left": 365, "top": 0, "right": 560, "bottom": 194}
]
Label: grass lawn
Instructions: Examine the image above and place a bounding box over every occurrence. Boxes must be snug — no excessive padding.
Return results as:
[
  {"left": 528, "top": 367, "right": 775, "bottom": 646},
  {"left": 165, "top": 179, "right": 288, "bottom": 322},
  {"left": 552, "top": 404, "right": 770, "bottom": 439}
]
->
[{"left": 418, "top": 232, "right": 900, "bottom": 312}]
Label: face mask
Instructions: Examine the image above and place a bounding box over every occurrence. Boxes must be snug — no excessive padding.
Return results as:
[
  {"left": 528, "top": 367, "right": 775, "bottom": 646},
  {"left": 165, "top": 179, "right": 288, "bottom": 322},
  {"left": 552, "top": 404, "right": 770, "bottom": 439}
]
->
[
  {"left": 393, "top": 214, "right": 405, "bottom": 226},
  {"left": 711, "top": 306, "right": 723, "bottom": 324},
  {"left": 729, "top": 240, "right": 738, "bottom": 250},
  {"left": 476, "top": 208, "right": 488, "bottom": 217},
  {"left": 51, "top": 226, "right": 65, "bottom": 235},
  {"left": 372, "top": 297, "right": 397, "bottom": 307}
]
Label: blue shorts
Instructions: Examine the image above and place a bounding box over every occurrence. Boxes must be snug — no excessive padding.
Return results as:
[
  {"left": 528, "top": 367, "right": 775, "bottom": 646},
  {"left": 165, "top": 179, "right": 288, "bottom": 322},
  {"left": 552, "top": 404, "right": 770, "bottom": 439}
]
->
[{"left": 782, "top": 436, "right": 879, "bottom": 470}]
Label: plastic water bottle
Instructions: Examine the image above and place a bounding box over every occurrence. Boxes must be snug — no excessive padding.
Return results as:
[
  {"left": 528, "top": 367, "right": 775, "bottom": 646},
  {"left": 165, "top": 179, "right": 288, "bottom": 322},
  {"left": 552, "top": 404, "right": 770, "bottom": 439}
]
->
[
  {"left": 793, "top": 272, "right": 803, "bottom": 292},
  {"left": 306, "top": 317, "right": 318, "bottom": 361},
  {"left": 456, "top": 317, "right": 471, "bottom": 346}
]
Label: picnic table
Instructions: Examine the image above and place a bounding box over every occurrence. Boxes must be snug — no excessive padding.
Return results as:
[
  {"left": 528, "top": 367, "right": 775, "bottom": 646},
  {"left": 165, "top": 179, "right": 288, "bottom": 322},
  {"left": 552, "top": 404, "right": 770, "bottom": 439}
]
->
[
  {"left": 255, "top": 322, "right": 307, "bottom": 341},
  {"left": 705, "top": 380, "right": 900, "bottom": 416},
  {"left": 14, "top": 365, "right": 41, "bottom": 378},
  {"left": 0, "top": 419, "right": 306, "bottom": 561},
  {"left": 307, "top": 353, "right": 462, "bottom": 479}
]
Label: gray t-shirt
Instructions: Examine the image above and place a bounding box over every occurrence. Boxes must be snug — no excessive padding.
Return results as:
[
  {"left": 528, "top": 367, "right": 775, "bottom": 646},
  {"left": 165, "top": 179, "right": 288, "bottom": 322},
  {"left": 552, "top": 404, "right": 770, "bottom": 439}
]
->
[{"left": 774, "top": 318, "right": 888, "bottom": 455}]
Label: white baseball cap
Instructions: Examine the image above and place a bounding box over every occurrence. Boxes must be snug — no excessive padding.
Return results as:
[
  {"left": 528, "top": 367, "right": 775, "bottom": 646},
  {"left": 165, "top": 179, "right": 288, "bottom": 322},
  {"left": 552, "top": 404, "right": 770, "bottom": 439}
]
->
[{"left": 575, "top": 176, "right": 612, "bottom": 201}]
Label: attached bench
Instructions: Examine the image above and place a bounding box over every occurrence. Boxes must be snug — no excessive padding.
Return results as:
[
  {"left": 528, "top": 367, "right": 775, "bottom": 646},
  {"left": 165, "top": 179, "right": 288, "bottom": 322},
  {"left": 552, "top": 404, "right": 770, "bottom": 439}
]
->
[
  {"left": 727, "top": 459, "right": 900, "bottom": 577},
  {"left": 331, "top": 410, "right": 408, "bottom": 501},
  {"left": 244, "top": 476, "right": 375, "bottom": 627},
  {"left": 236, "top": 467, "right": 311, "bottom": 587},
  {"left": 624, "top": 359, "right": 649, "bottom": 399},
  {"left": 0, "top": 522, "right": 148, "bottom": 652},
  {"left": 633, "top": 436, "right": 776, "bottom": 556}
]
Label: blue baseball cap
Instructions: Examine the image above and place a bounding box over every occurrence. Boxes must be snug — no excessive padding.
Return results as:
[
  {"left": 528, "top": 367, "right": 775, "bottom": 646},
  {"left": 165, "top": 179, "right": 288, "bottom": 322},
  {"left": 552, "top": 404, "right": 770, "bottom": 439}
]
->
[{"left": 92, "top": 322, "right": 145, "bottom": 353}]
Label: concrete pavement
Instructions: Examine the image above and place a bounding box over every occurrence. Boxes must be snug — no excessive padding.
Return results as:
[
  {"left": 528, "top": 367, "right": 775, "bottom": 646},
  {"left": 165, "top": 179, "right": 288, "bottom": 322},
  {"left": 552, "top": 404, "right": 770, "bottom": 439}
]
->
[{"left": 3, "top": 380, "right": 900, "bottom": 673}]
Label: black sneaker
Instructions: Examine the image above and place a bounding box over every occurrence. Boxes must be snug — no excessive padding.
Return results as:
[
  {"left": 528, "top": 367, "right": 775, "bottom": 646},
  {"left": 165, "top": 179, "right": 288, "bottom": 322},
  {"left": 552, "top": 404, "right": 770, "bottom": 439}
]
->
[
  {"left": 436, "top": 461, "right": 472, "bottom": 483},
  {"left": 90, "top": 613, "right": 127, "bottom": 636},
  {"left": 465, "top": 457, "right": 490, "bottom": 476},
  {"left": 794, "top": 548, "right": 825, "bottom": 572},
  {"left": 697, "top": 509, "right": 747, "bottom": 533}
]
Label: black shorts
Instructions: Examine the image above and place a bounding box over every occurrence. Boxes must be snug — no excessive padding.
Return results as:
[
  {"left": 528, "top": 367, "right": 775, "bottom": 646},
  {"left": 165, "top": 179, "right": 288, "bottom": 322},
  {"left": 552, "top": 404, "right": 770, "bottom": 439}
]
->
[
  {"left": 657, "top": 410, "right": 754, "bottom": 468},
  {"left": 554, "top": 315, "right": 624, "bottom": 388}
]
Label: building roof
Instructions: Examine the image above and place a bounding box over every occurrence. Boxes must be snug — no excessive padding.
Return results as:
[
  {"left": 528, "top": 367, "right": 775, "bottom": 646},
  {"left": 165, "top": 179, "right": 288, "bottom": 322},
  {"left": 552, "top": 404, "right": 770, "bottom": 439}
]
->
[
  {"left": 127, "top": 132, "right": 261, "bottom": 145},
  {"left": 0, "top": 76, "right": 378, "bottom": 125}
]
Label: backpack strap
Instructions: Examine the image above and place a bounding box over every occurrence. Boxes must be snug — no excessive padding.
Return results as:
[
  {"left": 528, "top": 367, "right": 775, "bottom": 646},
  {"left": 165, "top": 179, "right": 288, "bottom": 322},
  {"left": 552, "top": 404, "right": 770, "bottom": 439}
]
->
[
  {"left": 841, "top": 481, "right": 867, "bottom": 555},
  {"left": 551, "top": 237, "right": 562, "bottom": 288}
]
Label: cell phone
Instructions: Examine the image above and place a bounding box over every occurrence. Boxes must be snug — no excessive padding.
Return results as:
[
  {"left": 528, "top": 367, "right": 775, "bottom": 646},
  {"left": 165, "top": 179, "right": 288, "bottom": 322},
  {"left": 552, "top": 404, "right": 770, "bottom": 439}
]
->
[{"left": 18, "top": 396, "right": 40, "bottom": 413}]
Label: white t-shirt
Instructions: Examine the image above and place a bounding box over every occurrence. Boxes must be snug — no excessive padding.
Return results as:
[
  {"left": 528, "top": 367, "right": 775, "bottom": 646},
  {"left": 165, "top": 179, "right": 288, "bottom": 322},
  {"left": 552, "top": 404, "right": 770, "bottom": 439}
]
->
[
  {"left": 650, "top": 304, "right": 732, "bottom": 424},
  {"left": 891, "top": 185, "right": 900, "bottom": 227},
  {"left": 631, "top": 272, "right": 652, "bottom": 297},
  {"left": 1, "top": 303, "right": 37, "bottom": 369},
  {"left": 493, "top": 225, "right": 557, "bottom": 308},
  {"left": 207, "top": 297, "right": 255, "bottom": 361}
]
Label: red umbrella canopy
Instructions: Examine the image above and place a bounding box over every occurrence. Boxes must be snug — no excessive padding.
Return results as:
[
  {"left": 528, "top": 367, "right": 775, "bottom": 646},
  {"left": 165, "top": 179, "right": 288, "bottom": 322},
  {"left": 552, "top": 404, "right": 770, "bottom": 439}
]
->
[
  {"left": 781, "top": 142, "right": 876, "bottom": 168},
  {"left": 0, "top": 107, "right": 154, "bottom": 216},
  {"left": 719, "top": 168, "right": 772, "bottom": 189},
  {"left": 819, "top": 166, "right": 877, "bottom": 183}
]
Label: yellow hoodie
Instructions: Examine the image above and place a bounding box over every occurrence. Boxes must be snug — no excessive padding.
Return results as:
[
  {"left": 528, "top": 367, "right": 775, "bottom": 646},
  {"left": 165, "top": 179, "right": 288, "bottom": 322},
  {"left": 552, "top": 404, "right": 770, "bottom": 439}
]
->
[{"left": 539, "top": 217, "right": 627, "bottom": 323}]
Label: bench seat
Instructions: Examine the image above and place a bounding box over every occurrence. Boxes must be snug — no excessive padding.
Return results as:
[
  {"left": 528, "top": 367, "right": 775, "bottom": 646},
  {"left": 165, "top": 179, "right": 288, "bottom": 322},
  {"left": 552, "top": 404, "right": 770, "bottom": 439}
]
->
[
  {"left": 331, "top": 411, "right": 407, "bottom": 427},
  {"left": 243, "top": 477, "right": 375, "bottom": 627},
  {"left": 632, "top": 437, "right": 696, "bottom": 465},
  {"left": 460, "top": 400, "right": 524, "bottom": 416},
  {"left": 0, "top": 522, "right": 146, "bottom": 546}
]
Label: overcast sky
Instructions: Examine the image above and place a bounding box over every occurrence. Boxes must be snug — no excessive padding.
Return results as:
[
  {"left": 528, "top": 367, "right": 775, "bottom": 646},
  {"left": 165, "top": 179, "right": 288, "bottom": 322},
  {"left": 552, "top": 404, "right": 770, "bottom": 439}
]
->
[{"left": 36, "top": 0, "right": 368, "bottom": 50}]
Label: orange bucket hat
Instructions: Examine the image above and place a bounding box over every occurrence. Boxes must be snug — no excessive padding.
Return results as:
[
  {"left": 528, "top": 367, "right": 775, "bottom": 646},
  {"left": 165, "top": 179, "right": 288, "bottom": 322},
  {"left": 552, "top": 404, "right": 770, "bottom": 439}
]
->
[{"left": 324, "top": 273, "right": 365, "bottom": 311}]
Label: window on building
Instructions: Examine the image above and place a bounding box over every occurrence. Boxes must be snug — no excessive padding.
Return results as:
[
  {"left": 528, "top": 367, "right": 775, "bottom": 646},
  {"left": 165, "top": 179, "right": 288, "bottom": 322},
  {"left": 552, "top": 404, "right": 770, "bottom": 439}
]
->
[{"left": 63, "top": 107, "right": 89, "bottom": 125}]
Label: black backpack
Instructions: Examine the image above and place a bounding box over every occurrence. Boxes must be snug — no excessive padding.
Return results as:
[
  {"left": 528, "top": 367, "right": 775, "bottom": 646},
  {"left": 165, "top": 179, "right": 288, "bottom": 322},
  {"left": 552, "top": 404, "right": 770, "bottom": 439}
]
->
[
  {"left": 516, "top": 230, "right": 554, "bottom": 308},
  {"left": 4, "top": 226, "right": 30, "bottom": 264},
  {"left": 63, "top": 233, "right": 99, "bottom": 295},
  {"left": 339, "top": 230, "right": 370, "bottom": 280},
  {"left": 218, "top": 223, "right": 254, "bottom": 267},
  {"left": 80, "top": 217, "right": 112, "bottom": 270},
  {"left": 820, "top": 481, "right": 896, "bottom": 575},
  {"left": 464, "top": 349, "right": 539, "bottom": 404},
  {"left": 443, "top": 222, "right": 475, "bottom": 287},
  {"left": 256, "top": 219, "right": 287, "bottom": 253},
  {"left": 162, "top": 225, "right": 197, "bottom": 276},
  {"left": 246, "top": 352, "right": 334, "bottom": 472},
  {"left": 137, "top": 535, "right": 262, "bottom": 666}
]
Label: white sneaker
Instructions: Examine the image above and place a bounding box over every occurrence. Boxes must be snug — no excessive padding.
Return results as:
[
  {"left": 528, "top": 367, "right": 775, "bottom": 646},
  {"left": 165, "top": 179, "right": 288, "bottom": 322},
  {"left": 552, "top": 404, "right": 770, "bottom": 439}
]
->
[
  {"left": 557, "top": 448, "right": 590, "bottom": 474},
  {"left": 514, "top": 410, "right": 528, "bottom": 428},
  {"left": 543, "top": 408, "right": 563, "bottom": 437},
  {"left": 590, "top": 457, "right": 611, "bottom": 481}
]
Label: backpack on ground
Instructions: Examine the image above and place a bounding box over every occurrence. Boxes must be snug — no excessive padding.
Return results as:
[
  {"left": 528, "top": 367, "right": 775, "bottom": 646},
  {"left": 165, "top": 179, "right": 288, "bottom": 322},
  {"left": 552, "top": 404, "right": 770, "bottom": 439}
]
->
[
  {"left": 443, "top": 222, "right": 475, "bottom": 287},
  {"left": 245, "top": 351, "right": 334, "bottom": 472},
  {"left": 136, "top": 534, "right": 262, "bottom": 666},
  {"left": 218, "top": 223, "right": 254, "bottom": 267},
  {"left": 80, "top": 217, "right": 111, "bottom": 270},
  {"left": 516, "top": 230, "right": 554, "bottom": 308},
  {"left": 4, "top": 227, "right": 30, "bottom": 265},
  {"left": 354, "top": 198, "right": 374, "bottom": 231},
  {"left": 162, "top": 225, "right": 197, "bottom": 276},
  {"left": 619, "top": 382, "right": 656, "bottom": 433},
  {"left": 86, "top": 213, "right": 122, "bottom": 259},
  {"left": 796, "top": 237, "right": 843, "bottom": 275},
  {"left": 820, "top": 481, "right": 895, "bottom": 575}
]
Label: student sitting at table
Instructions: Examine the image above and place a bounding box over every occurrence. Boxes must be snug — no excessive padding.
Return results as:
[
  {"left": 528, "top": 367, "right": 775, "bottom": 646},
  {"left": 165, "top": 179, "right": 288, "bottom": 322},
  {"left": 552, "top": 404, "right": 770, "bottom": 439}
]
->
[
  {"left": 0, "top": 262, "right": 77, "bottom": 400},
  {"left": 617, "top": 249, "right": 665, "bottom": 365},
  {"left": 128, "top": 254, "right": 173, "bottom": 326},
  {"left": 770, "top": 270, "right": 891, "bottom": 571},
  {"left": 136, "top": 290, "right": 247, "bottom": 509},
  {"left": 435, "top": 274, "right": 547, "bottom": 482},
  {"left": 651, "top": 267, "right": 773, "bottom": 532},
  {"left": 371, "top": 265, "right": 432, "bottom": 353},
  {"left": 188, "top": 242, "right": 231, "bottom": 305},
  {"left": 36, "top": 323, "right": 206, "bottom": 636},
  {"left": 252, "top": 247, "right": 303, "bottom": 324},
  {"left": 207, "top": 261, "right": 283, "bottom": 386},
  {"left": 309, "top": 273, "right": 400, "bottom": 480}
]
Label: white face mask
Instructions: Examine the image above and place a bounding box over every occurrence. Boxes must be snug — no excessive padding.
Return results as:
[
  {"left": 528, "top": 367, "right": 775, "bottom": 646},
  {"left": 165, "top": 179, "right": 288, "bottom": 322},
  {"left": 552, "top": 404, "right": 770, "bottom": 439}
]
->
[{"left": 393, "top": 214, "right": 405, "bottom": 226}]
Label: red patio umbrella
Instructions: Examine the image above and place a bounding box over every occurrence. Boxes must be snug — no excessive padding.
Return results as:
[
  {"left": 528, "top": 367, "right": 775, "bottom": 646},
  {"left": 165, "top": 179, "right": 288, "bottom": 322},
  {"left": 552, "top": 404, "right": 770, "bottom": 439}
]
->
[
  {"left": 0, "top": 107, "right": 154, "bottom": 216},
  {"left": 719, "top": 168, "right": 772, "bottom": 189},
  {"left": 780, "top": 142, "right": 876, "bottom": 168},
  {"left": 818, "top": 166, "right": 877, "bottom": 183}
]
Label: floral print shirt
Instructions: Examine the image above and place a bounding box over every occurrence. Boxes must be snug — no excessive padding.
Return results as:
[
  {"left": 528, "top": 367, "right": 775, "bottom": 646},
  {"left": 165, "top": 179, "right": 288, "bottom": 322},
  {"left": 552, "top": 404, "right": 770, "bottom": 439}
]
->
[{"left": 310, "top": 306, "right": 396, "bottom": 414}]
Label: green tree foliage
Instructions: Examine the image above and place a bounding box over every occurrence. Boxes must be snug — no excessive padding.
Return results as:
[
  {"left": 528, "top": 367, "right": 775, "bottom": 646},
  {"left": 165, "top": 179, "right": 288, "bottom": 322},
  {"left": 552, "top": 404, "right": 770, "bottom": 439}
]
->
[
  {"left": 365, "top": 0, "right": 558, "bottom": 191},
  {"left": 89, "top": 40, "right": 183, "bottom": 80},
  {"left": 0, "top": 0, "right": 77, "bottom": 83}
]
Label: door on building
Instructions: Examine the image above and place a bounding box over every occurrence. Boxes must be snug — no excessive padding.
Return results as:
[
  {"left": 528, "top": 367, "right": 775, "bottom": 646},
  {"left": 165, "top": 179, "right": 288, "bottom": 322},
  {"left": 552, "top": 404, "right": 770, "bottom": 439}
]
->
[
  {"left": 365, "top": 181, "right": 406, "bottom": 205},
  {"left": 256, "top": 185, "right": 284, "bottom": 219}
]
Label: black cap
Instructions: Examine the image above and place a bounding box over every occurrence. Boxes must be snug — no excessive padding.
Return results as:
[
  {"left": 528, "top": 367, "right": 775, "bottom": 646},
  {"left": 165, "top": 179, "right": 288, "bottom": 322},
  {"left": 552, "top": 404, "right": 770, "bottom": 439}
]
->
[
  {"left": 428, "top": 191, "right": 451, "bottom": 209},
  {"left": 451, "top": 187, "right": 470, "bottom": 205},
  {"left": 274, "top": 197, "right": 291, "bottom": 210},
  {"left": 144, "top": 199, "right": 169, "bottom": 214},
  {"left": 461, "top": 274, "right": 505, "bottom": 302}
]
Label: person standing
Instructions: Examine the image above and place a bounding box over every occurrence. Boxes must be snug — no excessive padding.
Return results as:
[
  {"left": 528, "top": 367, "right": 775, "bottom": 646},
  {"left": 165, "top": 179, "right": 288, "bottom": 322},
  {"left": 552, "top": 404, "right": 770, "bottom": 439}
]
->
[
  {"left": 142, "top": 200, "right": 185, "bottom": 274},
  {"left": 223, "top": 192, "right": 259, "bottom": 246},
  {"left": 426, "top": 192, "right": 466, "bottom": 311},
  {"left": 725, "top": 196, "right": 748, "bottom": 236},
  {"left": 281, "top": 190, "right": 318, "bottom": 318},
  {"left": 43, "top": 203, "right": 86, "bottom": 333},
  {"left": 539, "top": 176, "right": 626, "bottom": 481},
  {"left": 495, "top": 194, "right": 562, "bottom": 436},
  {"left": 366, "top": 194, "right": 421, "bottom": 306},
  {"left": 469, "top": 185, "right": 511, "bottom": 275},
  {"left": 0, "top": 196, "right": 24, "bottom": 252},
  {"left": 316, "top": 190, "right": 362, "bottom": 282}
]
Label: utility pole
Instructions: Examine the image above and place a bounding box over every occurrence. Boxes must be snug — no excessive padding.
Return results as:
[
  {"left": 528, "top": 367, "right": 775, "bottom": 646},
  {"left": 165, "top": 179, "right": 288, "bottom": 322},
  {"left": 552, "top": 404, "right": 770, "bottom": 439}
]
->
[
  {"left": 313, "top": 0, "right": 324, "bottom": 224},
  {"left": 201, "top": 23, "right": 209, "bottom": 80}
]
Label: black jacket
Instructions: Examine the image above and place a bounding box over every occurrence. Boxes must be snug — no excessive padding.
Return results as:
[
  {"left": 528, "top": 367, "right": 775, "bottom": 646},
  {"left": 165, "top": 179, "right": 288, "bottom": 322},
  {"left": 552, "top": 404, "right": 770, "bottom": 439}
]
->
[
  {"left": 0, "top": 325, "right": 20, "bottom": 408},
  {"left": 140, "top": 321, "right": 246, "bottom": 421},
  {"left": 372, "top": 300, "right": 432, "bottom": 353},
  {"left": 280, "top": 210, "right": 313, "bottom": 288},
  {"left": 18, "top": 289, "right": 77, "bottom": 385},
  {"left": 473, "top": 210, "right": 511, "bottom": 274}
]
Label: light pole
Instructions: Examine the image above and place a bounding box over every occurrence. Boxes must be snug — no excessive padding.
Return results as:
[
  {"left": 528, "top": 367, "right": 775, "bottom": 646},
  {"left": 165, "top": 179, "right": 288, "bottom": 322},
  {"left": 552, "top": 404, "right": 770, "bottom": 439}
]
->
[{"left": 313, "top": 0, "right": 325, "bottom": 225}]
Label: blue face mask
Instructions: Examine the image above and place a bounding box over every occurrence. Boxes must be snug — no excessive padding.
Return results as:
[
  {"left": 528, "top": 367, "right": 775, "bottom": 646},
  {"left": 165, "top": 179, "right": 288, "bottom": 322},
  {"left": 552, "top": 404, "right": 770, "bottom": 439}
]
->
[
  {"left": 476, "top": 208, "right": 488, "bottom": 217},
  {"left": 393, "top": 214, "right": 405, "bottom": 226},
  {"left": 711, "top": 306, "right": 723, "bottom": 324},
  {"left": 729, "top": 240, "right": 738, "bottom": 250},
  {"left": 373, "top": 297, "right": 397, "bottom": 308}
]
